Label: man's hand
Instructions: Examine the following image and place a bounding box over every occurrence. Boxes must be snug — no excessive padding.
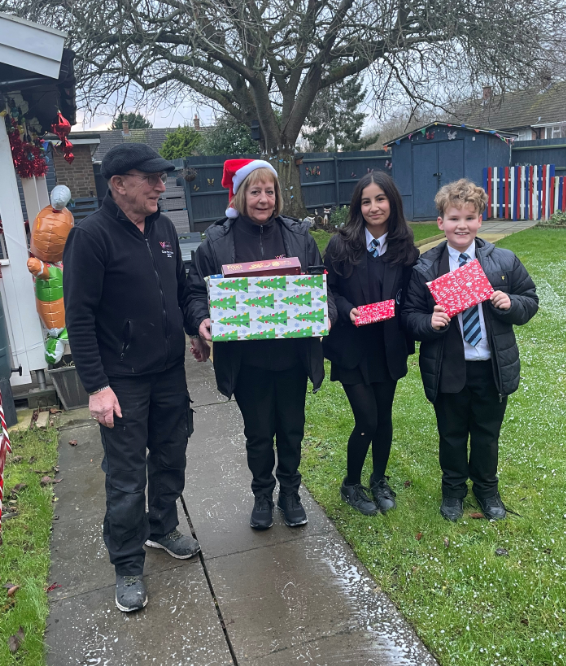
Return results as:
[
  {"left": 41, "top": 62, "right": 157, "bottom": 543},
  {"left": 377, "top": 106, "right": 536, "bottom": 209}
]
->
[
  {"left": 199, "top": 318, "right": 212, "bottom": 341},
  {"left": 431, "top": 305, "right": 450, "bottom": 330},
  {"left": 349, "top": 308, "right": 360, "bottom": 324},
  {"left": 89, "top": 387, "right": 122, "bottom": 428},
  {"left": 190, "top": 336, "right": 211, "bottom": 362},
  {"left": 490, "top": 290, "right": 511, "bottom": 310}
]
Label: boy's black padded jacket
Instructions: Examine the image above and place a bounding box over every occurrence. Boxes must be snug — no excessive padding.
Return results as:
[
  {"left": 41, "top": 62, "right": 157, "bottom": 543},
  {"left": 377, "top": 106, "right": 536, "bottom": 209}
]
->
[{"left": 401, "top": 238, "right": 538, "bottom": 403}]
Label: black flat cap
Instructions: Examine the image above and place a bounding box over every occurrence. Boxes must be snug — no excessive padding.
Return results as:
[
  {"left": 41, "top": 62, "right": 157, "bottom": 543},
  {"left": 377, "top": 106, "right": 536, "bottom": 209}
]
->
[{"left": 101, "top": 143, "right": 176, "bottom": 180}]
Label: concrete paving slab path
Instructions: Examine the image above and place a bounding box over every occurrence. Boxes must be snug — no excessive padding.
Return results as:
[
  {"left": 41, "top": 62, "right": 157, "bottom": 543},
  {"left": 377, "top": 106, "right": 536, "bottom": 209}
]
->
[{"left": 46, "top": 356, "right": 438, "bottom": 666}]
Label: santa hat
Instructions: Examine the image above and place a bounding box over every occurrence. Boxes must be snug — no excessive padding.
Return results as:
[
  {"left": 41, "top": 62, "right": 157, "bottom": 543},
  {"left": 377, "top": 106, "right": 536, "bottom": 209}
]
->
[{"left": 222, "top": 159, "right": 278, "bottom": 218}]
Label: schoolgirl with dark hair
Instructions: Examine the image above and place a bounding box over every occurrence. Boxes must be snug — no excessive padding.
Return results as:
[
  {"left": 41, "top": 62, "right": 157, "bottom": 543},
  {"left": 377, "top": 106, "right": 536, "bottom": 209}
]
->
[{"left": 323, "top": 171, "right": 419, "bottom": 515}]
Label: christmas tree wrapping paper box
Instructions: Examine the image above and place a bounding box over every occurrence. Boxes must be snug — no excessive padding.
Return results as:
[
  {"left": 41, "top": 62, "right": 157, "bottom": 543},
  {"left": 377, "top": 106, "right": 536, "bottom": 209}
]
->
[
  {"left": 354, "top": 300, "right": 395, "bottom": 327},
  {"left": 206, "top": 274, "right": 330, "bottom": 341},
  {"left": 426, "top": 258, "right": 494, "bottom": 318}
]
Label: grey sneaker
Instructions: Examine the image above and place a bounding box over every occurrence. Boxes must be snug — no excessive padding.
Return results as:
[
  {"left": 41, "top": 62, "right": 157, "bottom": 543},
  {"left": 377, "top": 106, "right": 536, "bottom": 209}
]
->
[
  {"left": 115, "top": 574, "right": 147, "bottom": 612},
  {"left": 145, "top": 529, "right": 201, "bottom": 559}
]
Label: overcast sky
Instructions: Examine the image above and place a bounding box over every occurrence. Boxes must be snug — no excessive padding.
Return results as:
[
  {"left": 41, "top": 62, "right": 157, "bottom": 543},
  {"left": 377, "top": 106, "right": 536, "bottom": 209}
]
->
[{"left": 76, "top": 98, "right": 217, "bottom": 131}]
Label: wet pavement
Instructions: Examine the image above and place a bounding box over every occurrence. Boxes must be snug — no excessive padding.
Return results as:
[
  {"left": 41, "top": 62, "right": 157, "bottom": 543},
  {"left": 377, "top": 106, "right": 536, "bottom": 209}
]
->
[{"left": 46, "top": 352, "right": 437, "bottom": 665}]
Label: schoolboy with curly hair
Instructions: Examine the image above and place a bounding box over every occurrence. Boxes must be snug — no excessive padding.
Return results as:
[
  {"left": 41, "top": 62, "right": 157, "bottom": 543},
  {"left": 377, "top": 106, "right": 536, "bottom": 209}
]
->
[{"left": 402, "top": 179, "right": 538, "bottom": 521}]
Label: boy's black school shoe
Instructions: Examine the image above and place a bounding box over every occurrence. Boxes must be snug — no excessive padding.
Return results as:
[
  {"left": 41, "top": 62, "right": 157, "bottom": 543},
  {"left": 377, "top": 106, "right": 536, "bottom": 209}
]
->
[
  {"left": 369, "top": 474, "right": 397, "bottom": 513},
  {"left": 278, "top": 491, "right": 308, "bottom": 527},
  {"left": 440, "top": 496, "right": 464, "bottom": 522},
  {"left": 250, "top": 495, "right": 274, "bottom": 530},
  {"left": 475, "top": 492, "right": 507, "bottom": 520},
  {"left": 341, "top": 479, "right": 378, "bottom": 516}
]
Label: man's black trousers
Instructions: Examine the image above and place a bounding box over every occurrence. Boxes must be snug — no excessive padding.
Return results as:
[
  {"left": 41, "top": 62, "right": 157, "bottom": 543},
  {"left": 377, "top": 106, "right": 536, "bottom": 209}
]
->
[
  {"left": 100, "top": 364, "right": 192, "bottom": 575},
  {"left": 234, "top": 364, "right": 308, "bottom": 498},
  {"left": 433, "top": 360, "right": 507, "bottom": 499}
]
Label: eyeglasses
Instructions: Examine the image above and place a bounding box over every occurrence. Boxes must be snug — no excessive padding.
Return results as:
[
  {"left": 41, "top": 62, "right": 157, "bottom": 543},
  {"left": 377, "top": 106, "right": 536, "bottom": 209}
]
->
[{"left": 123, "top": 172, "right": 168, "bottom": 186}]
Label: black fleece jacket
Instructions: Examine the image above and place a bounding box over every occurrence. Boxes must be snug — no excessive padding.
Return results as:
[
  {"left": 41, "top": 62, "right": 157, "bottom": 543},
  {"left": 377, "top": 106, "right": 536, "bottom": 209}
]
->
[
  {"left": 402, "top": 238, "right": 538, "bottom": 402},
  {"left": 63, "top": 194, "right": 189, "bottom": 393}
]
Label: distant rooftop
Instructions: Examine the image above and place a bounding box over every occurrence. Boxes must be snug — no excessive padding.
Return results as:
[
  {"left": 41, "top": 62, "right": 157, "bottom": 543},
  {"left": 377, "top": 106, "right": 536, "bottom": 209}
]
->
[{"left": 455, "top": 81, "right": 566, "bottom": 131}]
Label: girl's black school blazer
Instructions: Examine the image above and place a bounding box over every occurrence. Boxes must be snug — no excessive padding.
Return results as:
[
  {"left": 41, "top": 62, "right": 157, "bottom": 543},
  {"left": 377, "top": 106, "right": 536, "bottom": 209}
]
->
[{"left": 322, "top": 235, "right": 416, "bottom": 382}]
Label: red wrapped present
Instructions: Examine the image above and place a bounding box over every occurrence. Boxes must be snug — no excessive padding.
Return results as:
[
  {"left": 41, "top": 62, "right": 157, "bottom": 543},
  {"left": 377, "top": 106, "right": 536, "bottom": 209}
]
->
[
  {"left": 354, "top": 299, "right": 396, "bottom": 327},
  {"left": 426, "top": 259, "right": 494, "bottom": 318},
  {"left": 222, "top": 257, "right": 301, "bottom": 277}
]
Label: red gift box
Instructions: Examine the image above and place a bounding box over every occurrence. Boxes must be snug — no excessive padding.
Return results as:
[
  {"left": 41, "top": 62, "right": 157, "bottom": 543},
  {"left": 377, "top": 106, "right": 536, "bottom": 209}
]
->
[
  {"left": 426, "top": 259, "right": 494, "bottom": 318},
  {"left": 354, "top": 299, "right": 396, "bottom": 327},
  {"left": 222, "top": 257, "right": 301, "bottom": 277}
]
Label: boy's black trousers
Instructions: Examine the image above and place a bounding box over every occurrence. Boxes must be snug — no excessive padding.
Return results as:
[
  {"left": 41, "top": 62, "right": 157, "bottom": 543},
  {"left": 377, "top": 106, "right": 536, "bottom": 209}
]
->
[
  {"left": 433, "top": 360, "right": 507, "bottom": 499},
  {"left": 100, "top": 364, "right": 192, "bottom": 576},
  {"left": 234, "top": 364, "right": 308, "bottom": 498}
]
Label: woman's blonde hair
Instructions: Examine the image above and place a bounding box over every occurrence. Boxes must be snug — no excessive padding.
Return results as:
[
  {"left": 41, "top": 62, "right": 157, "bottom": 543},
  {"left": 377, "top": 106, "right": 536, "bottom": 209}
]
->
[
  {"left": 230, "top": 167, "right": 284, "bottom": 217},
  {"left": 435, "top": 178, "right": 488, "bottom": 216}
]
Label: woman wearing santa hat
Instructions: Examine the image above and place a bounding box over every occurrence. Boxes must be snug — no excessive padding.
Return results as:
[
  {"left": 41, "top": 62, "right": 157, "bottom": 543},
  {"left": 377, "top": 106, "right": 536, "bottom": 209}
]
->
[{"left": 188, "top": 159, "right": 336, "bottom": 531}]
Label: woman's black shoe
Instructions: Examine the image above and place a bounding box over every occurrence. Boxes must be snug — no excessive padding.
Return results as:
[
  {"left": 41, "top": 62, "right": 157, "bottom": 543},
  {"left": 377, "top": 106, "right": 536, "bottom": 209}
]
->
[
  {"left": 440, "top": 496, "right": 463, "bottom": 522},
  {"left": 250, "top": 496, "right": 274, "bottom": 530},
  {"left": 370, "top": 474, "right": 397, "bottom": 513},
  {"left": 475, "top": 492, "right": 507, "bottom": 520},
  {"left": 340, "top": 479, "right": 378, "bottom": 515},
  {"left": 278, "top": 492, "right": 308, "bottom": 527}
]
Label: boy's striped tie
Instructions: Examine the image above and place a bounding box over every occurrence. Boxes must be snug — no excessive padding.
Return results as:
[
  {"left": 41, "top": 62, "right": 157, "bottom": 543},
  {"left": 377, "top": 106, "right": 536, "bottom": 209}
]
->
[
  {"left": 370, "top": 238, "right": 380, "bottom": 257},
  {"left": 459, "top": 253, "right": 482, "bottom": 347}
]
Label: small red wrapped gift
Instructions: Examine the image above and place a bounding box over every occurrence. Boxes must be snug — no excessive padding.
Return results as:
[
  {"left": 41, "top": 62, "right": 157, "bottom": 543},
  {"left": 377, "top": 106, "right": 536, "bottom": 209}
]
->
[
  {"left": 426, "top": 259, "right": 494, "bottom": 318},
  {"left": 222, "top": 257, "right": 301, "bottom": 277},
  {"left": 354, "top": 299, "right": 396, "bottom": 327}
]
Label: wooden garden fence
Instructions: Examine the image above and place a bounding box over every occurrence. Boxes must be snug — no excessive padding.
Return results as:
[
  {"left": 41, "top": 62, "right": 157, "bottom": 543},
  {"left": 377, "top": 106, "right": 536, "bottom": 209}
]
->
[{"left": 483, "top": 164, "right": 566, "bottom": 221}]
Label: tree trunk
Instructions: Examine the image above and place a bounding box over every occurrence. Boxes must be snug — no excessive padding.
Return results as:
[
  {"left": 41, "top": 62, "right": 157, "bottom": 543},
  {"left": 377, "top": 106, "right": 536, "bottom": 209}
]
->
[{"left": 270, "top": 149, "right": 307, "bottom": 219}]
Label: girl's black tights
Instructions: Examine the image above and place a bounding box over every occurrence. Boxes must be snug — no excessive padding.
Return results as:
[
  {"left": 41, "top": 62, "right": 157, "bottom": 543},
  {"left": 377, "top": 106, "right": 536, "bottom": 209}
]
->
[{"left": 342, "top": 380, "right": 397, "bottom": 485}]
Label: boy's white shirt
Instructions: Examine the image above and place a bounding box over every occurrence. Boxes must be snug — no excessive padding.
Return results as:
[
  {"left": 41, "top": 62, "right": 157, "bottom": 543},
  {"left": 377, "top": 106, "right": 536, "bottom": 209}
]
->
[
  {"left": 365, "top": 228, "right": 388, "bottom": 255},
  {"left": 446, "top": 241, "right": 491, "bottom": 361}
]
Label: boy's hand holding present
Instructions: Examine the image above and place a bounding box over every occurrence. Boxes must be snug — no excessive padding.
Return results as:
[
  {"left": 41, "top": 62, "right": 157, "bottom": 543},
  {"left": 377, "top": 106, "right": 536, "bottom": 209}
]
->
[
  {"left": 490, "top": 290, "right": 511, "bottom": 310},
  {"left": 431, "top": 305, "right": 450, "bottom": 330}
]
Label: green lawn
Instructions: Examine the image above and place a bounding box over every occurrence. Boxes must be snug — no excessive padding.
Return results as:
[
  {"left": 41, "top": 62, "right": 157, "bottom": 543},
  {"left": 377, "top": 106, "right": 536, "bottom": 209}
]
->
[
  {"left": 0, "top": 426, "right": 58, "bottom": 666},
  {"left": 303, "top": 228, "right": 566, "bottom": 666},
  {"left": 310, "top": 223, "right": 440, "bottom": 255},
  {"left": 411, "top": 222, "right": 441, "bottom": 242}
]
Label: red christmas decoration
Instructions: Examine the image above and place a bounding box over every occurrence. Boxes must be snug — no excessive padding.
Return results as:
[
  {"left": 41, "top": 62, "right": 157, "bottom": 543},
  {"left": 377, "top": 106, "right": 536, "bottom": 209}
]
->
[
  {"left": 50, "top": 112, "right": 75, "bottom": 165},
  {"left": 5, "top": 116, "right": 48, "bottom": 179}
]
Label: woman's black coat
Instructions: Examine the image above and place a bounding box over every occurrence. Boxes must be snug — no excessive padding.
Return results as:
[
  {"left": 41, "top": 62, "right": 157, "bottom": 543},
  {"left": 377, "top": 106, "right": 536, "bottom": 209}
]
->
[
  {"left": 187, "top": 215, "right": 338, "bottom": 398},
  {"left": 322, "top": 234, "right": 416, "bottom": 382}
]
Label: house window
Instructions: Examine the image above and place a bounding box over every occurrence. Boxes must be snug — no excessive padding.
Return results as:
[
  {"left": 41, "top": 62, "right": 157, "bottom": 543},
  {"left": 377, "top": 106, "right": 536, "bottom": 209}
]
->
[{"left": 546, "top": 124, "right": 565, "bottom": 139}]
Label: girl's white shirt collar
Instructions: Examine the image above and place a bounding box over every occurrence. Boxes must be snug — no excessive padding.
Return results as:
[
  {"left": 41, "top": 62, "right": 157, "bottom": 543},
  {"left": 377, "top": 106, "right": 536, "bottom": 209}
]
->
[{"left": 365, "top": 228, "right": 388, "bottom": 255}]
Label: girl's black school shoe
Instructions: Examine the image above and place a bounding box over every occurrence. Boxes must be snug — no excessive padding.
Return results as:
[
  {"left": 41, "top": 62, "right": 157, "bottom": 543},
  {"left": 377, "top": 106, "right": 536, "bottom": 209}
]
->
[
  {"left": 250, "top": 496, "right": 274, "bottom": 530},
  {"left": 370, "top": 474, "right": 397, "bottom": 513},
  {"left": 340, "top": 480, "right": 378, "bottom": 515}
]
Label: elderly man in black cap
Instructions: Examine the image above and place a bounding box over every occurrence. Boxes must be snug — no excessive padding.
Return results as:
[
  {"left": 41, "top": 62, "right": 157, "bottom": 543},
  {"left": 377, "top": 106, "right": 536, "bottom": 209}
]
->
[{"left": 64, "top": 143, "right": 209, "bottom": 612}]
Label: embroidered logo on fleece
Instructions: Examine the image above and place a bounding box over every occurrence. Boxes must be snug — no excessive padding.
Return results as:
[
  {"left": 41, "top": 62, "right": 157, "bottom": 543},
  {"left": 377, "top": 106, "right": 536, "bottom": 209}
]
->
[{"left": 159, "top": 241, "right": 174, "bottom": 258}]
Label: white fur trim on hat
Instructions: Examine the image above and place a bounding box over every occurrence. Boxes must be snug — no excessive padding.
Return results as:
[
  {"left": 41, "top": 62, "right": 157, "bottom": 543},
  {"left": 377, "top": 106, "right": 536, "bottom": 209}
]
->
[
  {"left": 225, "top": 207, "right": 239, "bottom": 218},
  {"left": 232, "top": 160, "right": 277, "bottom": 195}
]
